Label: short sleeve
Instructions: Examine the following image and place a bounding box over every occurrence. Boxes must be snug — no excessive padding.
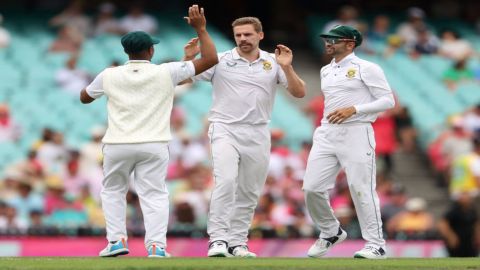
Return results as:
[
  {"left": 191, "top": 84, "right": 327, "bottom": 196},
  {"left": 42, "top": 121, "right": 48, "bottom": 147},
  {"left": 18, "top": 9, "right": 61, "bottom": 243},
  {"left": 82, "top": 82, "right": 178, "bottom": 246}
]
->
[
  {"left": 86, "top": 71, "right": 105, "bottom": 99},
  {"left": 165, "top": 61, "right": 195, "bottom": 85},
  {"left": 276, "top": 65, "right": 288, "bottom": 88},
  {"left": 192, "top": 65, "right": 216, "bottom": 82},
  {"left": 192, "top": 52, "right": 225, "bottom": 82}
]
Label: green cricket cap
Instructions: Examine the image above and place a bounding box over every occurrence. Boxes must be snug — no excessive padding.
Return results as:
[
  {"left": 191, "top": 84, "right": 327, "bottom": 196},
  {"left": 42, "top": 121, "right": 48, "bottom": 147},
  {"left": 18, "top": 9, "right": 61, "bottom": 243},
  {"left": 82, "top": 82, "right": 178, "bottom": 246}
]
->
[
  {"left": 121, "top": 31, "right": 160, "bottom": 54},
  {"left": 320, "top": 25, "right": 363, "bottom": 47}
]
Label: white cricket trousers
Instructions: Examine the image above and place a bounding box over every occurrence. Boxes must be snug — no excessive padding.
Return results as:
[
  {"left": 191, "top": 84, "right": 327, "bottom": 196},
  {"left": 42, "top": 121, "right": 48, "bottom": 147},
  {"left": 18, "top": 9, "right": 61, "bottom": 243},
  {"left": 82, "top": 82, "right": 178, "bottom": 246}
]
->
[
  {"left": 102, "top": 142, "right": 169, "bottom": 249},
  {"left": 207, "top": 122, "right": 270, "bottom": 247},
  {"left": 303, "top": 123, "right": 386, "bottom": 249}
]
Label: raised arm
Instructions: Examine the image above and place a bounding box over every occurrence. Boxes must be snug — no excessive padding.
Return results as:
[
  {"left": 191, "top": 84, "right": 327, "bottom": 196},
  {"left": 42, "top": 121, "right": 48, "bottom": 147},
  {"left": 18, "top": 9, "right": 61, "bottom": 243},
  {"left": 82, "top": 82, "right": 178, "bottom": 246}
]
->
[
  {"left": 184, "top": 5, "right": 218, "bottom": 75},
  {"left": 275, "top": 44, "right": 306, "bottom": 98}
]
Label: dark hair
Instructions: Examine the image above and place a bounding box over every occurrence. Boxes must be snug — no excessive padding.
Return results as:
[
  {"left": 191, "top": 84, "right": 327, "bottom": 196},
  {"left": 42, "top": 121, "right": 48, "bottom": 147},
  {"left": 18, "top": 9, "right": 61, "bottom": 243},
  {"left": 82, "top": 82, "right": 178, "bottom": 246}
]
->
[{"left": 441, "top": 28, "right": 460, "bottom": 39}]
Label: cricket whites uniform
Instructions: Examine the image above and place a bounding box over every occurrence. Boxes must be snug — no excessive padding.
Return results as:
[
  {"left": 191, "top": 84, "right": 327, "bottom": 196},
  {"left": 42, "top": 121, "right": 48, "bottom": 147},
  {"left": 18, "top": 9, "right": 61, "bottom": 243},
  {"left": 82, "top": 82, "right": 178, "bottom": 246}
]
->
[
  {"left": 303, "top": 52, "right": 394, "bottom": 251},
  {"left": 193, "top": 48, "right": 288, "bottom": 247},
  {"left": 85, "top": 60, "right": 195, "bottom": 250}
]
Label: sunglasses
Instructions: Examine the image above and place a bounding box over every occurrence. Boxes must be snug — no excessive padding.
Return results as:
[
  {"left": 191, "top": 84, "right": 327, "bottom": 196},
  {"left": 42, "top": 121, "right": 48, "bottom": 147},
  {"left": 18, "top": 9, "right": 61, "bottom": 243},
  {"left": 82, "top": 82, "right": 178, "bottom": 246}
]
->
[{"left": 323, "top": 38, "right": 356, "bottom": 44}]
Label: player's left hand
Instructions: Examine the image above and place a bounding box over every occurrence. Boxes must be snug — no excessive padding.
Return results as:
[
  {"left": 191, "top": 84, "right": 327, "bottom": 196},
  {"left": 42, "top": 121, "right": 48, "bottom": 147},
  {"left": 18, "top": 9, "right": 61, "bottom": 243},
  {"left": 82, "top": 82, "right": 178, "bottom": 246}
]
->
[
  {"left": 327, "top": 106, "right": 356, "bottom": 124},
  {"left": 275, "top": 44, "right": 293, "bottom": 67},
  {"left": 184, "top": 37, "right": 200, "bottom": 60}
]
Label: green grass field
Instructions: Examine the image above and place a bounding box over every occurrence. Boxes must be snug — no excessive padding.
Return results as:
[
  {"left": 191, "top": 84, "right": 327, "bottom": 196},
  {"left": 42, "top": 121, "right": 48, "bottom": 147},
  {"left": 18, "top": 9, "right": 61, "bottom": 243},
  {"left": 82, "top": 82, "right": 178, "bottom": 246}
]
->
[{"left": 0, "top": 258, "right": 479, "bottom": 270}]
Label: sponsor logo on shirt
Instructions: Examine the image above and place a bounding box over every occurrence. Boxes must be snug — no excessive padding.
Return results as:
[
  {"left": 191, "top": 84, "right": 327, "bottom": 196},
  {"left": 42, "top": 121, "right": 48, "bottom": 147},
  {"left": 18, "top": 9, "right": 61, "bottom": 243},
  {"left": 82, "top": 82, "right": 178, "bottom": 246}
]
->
[
  {"left": 346, "top": 68, "right": 356, "bottom": 78},
  {"left": 226, "top": 61, "right": 237, "bottom": 67},
  {"left": 263, "top": 61, "right": 272, "bottom": 71}
]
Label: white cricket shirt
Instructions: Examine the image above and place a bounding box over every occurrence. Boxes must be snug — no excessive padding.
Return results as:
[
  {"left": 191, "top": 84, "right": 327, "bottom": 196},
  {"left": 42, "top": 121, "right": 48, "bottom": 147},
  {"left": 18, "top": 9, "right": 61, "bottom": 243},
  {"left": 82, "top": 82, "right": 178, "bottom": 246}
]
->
[
  {"left": 193, "top": 48, "right": 288, "bottom": 125},
  {"left": 320, "top": 52, "right": 395, "bottom": 125}
]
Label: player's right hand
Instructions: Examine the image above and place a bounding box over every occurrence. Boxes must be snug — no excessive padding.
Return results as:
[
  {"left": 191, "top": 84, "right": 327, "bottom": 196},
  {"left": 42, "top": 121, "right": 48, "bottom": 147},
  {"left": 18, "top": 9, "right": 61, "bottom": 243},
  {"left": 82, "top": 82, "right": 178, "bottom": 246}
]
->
[
  {"left": 183, "top": 38, "right": 200, "bottom": 60},
  {"left": 184, "top": 5, "right": 206, "bottom": 31}
]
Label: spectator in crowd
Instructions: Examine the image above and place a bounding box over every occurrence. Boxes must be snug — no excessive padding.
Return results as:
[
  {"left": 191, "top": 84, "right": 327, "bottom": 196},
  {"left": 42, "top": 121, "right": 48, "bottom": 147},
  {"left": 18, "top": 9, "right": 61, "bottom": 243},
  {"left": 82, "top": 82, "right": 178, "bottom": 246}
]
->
[
  {"left": 44, "top": 176, "right": 68, "bottom": 215},
  {"left": 394, "top": 106, "right": 417, "bottom": 152},
  {"left": 410, "top": 27, "right": 440, "bottom": 58},
  {"left": 178, "top": 135, "right": 209, "bottom": 170},
  {"left": 449, "top": 136, "right": 480, "bottom": 199},
  {"left": 62, "top": 151, "right": 90, "bottom": 198},
  {"left": 79, "top": 126, "right": 104, "bottom": 173},
  {"left": 171, "top": 201, "right": 197, "bottom": 234},
  {"left": 381, "top": 183, "right": 408, "bottom": 225},
  {"left": 438, "top": 192, "right": 480, "bottom": 257},
  {"left": 78, "top": 185, "right": 105, "bottom": 228},
  {"left": 10, "top": 150, "right": 44, "bottom": 186},
  {"left": 27, "top": 210, "right": 45, "bottom": 234},
  {"left": 387, "top": 197, "right": 435, "bottom": 239},
  {"left": 463, "top": 104, "right": 480, "bottom": 134},
  {"left": 0, "top": 104, "right": 21, "bottom": 142},
  {"left": 372, "top": 99, "right": 400, "bottom": 175},
  {"left": 49, "top": 0, "right": 91, "bottom": 37},
  {"left": 119, "top": 5, "right": 158, "bottom": 34},
  {"left": 443, "top": 58, "right": 474, "bottom": 91},
  {"left": 396, "top": 7, "right": 428, "bottom": 50},
  {"left": 304, "top": 95, "right": 324, "bottom": 127},
  {"left": 0, "top": 205, "right": 28, "bottom": 233},
  {"left": 49, "top": 25, "right": 83, "bottom": 54},
  {"left": 55, "top": 56, "right": 91, "bottom": 95},
  {"left": 79, "top": 126, "right": 104, "bottom": 202},
  {"left": 0, "top": 14, "right": 11, "bottom": 48},
  {"left": 171, "top": 165, "right": 212, "bottom": 228},
  {"left": 37, "top": 131, "right": 68, "bottom": 174},
  {"left": 323, "top": 5, "right": 359, "bottom": 34},
  {"left": 46, "top": 193, "right": 88, "bottom": 229},
  {"left": 368, "top": 15, "right": 390, "bottom": 42},
  {"left": 93, "top": 2, "right": 121, "bottom": 36},
  {"left": 6, "top": 181, "right": 43, "bottom": 226},
  {"left": 438, "top": 29, "right": 474, "bottom": 61},
  {"left": 441, "top": 116, "right": 473, "bottom": 169}
]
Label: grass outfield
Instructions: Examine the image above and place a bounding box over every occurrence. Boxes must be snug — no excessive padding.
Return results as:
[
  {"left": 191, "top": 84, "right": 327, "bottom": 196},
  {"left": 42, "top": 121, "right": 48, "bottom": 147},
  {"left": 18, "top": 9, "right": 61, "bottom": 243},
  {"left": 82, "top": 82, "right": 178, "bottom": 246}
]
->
[{"left": 0, "top": 258, "right": 479, "bottom": 270}]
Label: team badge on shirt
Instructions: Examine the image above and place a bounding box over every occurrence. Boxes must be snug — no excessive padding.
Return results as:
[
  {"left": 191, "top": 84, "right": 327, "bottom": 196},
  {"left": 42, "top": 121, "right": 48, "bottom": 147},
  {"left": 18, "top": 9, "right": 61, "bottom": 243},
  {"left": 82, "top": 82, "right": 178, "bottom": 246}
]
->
[
  {"left": 263, "top": 61, "right": 272, "bottom": 71},
  {"left": 346, "top": 68, "right": 357, "bottom": 78}
]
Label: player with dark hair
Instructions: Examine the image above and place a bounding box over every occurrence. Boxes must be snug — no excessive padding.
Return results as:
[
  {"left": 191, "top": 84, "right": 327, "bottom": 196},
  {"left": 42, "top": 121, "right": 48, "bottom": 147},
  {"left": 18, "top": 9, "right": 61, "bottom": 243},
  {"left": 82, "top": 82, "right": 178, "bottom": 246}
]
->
[{"left": 80, "top": 5, "right": 218, "bottom": 258}]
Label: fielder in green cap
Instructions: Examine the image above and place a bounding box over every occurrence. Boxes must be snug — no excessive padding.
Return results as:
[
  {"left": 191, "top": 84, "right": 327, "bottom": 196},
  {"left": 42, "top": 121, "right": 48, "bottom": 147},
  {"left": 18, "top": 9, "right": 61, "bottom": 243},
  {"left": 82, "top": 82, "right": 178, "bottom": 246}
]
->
[
  {"left": 120, "top": 31, "right": 160, "bottom": 54},
  {"left": 303, "top": 24, "right": 395, "bottom": 259},
  {"left": 319, "top": 25, "right": 363, "bottom": 47},
  {"left": 79, "top": 4, "right": 218, "bottom": 258}
]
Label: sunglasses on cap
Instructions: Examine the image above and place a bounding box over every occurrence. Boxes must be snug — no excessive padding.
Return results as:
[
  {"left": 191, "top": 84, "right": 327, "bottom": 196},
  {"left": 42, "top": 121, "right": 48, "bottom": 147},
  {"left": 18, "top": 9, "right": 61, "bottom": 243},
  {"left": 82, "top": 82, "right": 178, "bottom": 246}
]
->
[{"left": 323, "top": 37, "right": 356, "bottom": 44}]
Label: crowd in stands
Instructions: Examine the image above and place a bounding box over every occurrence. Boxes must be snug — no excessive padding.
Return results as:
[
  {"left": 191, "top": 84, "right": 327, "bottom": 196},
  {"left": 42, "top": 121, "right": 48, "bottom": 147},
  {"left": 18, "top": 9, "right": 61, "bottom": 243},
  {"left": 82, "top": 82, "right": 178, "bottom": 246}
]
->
[{"left": 0, "top": 1, "right": 479, "bottom": 257}]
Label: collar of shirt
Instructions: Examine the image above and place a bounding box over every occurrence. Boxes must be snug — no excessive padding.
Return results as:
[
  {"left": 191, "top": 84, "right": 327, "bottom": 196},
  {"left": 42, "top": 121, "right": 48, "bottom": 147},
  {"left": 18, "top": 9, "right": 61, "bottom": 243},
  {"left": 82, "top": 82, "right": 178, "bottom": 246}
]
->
[
  {"left": 231, "top": 47, "right": 269, "bottom": 63},
  {"left": 330, "top": 52, "right": 357, "bottom": 68},
  {"left": 125, "top": 60, "right": 151, "bottom": 64}
]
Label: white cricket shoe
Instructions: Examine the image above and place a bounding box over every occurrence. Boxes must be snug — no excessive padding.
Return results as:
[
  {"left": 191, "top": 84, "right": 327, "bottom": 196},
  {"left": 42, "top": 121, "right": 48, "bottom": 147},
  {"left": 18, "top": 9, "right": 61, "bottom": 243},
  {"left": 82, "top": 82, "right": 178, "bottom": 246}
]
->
[
  {"left": 229, "top": 245, "right": 256, "bottom": 258},
  {"left": 207, "top": 240, "right": 229, "bottom": 257},
  {"left": 99, "top": 238, "right": 129, "bottom": 257},
  {"left": 307, "top": 227, "right": 347, "bottom": 258},
  {"left": 354, "top": 246, "right": 387, "bottom": 259}
]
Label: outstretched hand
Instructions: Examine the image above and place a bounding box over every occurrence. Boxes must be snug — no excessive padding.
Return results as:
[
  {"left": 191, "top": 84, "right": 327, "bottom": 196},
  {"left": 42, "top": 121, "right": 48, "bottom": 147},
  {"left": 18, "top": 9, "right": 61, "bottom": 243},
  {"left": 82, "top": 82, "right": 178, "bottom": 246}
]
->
[
  {"left": 184, "top": 37, "right": 200, "bottom": 60},
  {"left": 275, "top": 44, "right": 293, "bottom": 67},
  {"left": 184, "top": 5, "right": 206, "bottom": 31}
]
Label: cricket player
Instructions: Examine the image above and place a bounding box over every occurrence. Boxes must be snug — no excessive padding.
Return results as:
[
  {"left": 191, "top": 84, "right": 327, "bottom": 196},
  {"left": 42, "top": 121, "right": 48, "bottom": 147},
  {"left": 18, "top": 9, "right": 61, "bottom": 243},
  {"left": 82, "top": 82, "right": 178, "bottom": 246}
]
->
[
  {"left": 183, "top": 17, "right": 306, "bottom": 257},
  {"left": 303, "top": 25, "right": 394, "bottom": 259},
  {"left": 79, "top": 5, "right": 218, "bottom": 258}
]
